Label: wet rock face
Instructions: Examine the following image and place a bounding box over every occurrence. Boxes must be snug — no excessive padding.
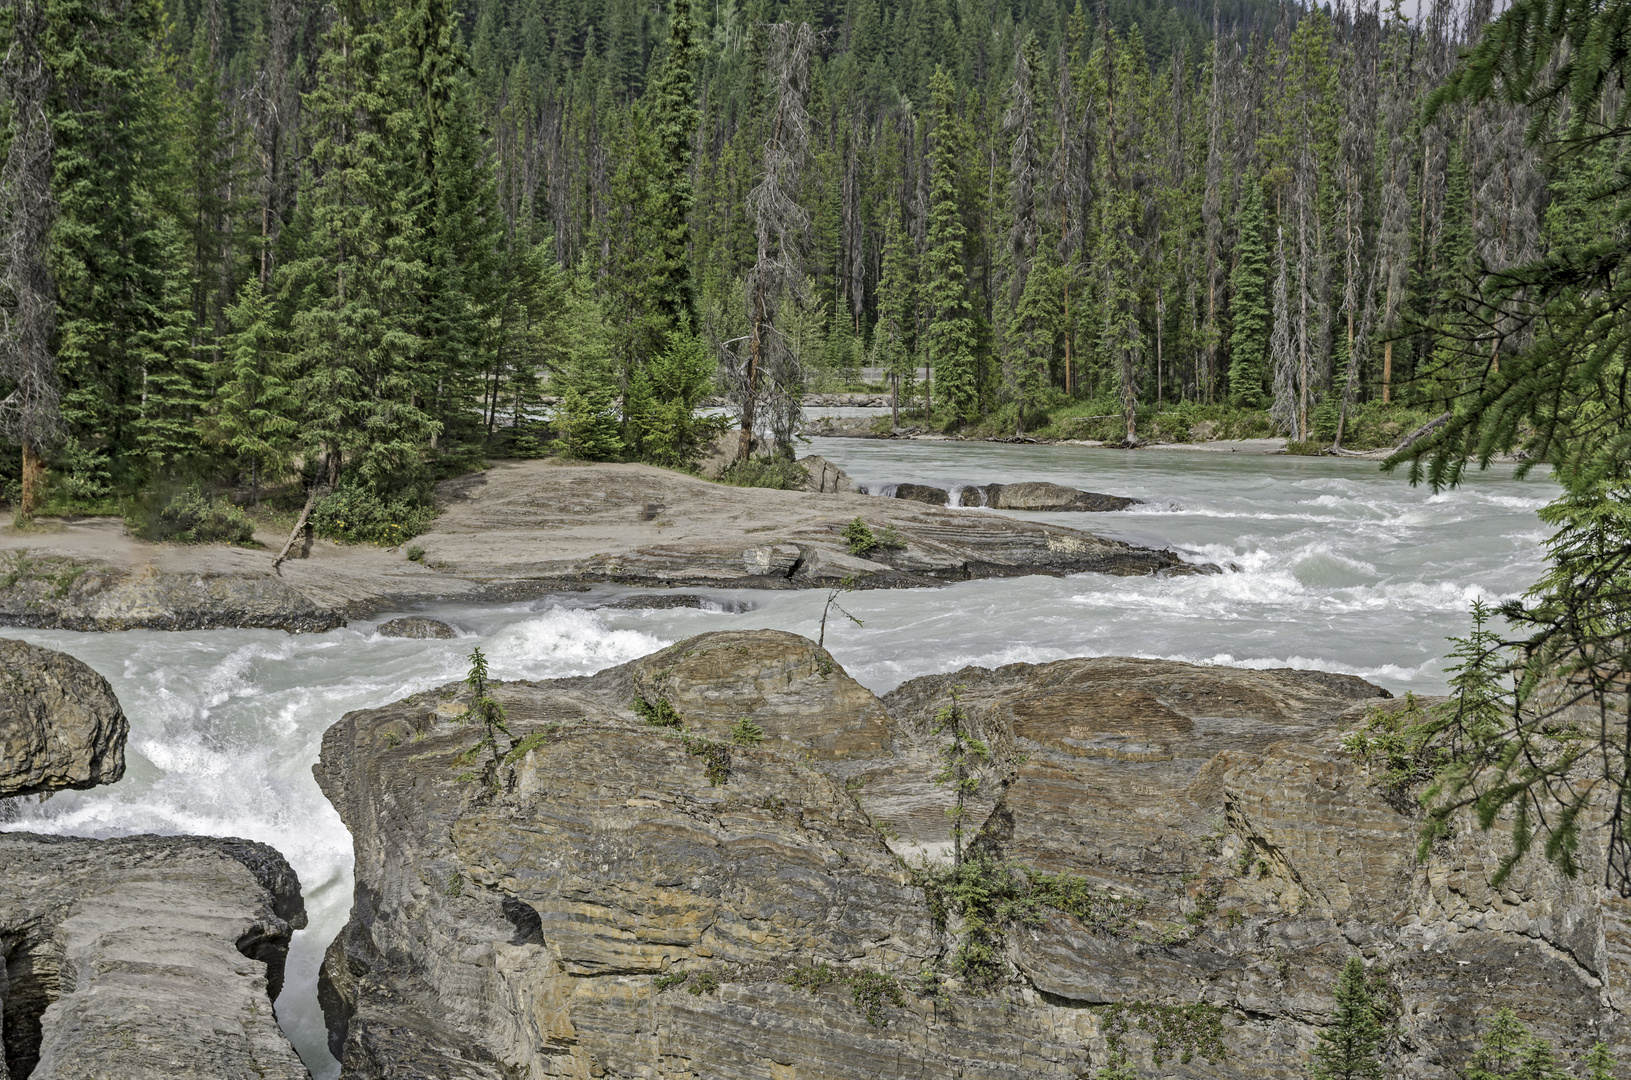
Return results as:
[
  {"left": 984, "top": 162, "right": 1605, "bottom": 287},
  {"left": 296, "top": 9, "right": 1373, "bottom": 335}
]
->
[
  {"left": 376, "top": 616, "right": 457, "bottom": 639},
  {"left": 957, "top": 481, "right": 1139, "bottom": 512},
  {"left": 0, "top": 559, "right": 341, "bottom": 633},
  {"left": 0, "top": 832, "right": 309, "bottom": 1080},
  {"left": 891, "top": 482, "right": 950, "bottom": 506},
  {"left": 315, "top": 632, "right": 1626, "bottom": 1080},
  {"left": 0, "top": 638, "right": 126, "bottom": 798}
]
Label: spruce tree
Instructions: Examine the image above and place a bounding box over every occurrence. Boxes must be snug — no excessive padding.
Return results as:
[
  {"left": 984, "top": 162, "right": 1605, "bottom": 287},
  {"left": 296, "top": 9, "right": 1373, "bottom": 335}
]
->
[
  {"left": 1308, "top": 957, "right": 1385, "bottom": 1080},
  {"left": 1582, "top": 1041, "right": 1618, "bottom": 1080},
  {"left": 1464, "top": 1009, "right": 1537, "bottom": 1080},
  {"left": 872, "top": 204, "right": 917, "bottom": 427},
  {"left": 923, "top": 68, "right": 978, "bottom": 424},
  {"left": 645, "top": 0, "right": 700, "bottom": 330},
  {"left": 1227, "top": 181, "right": 1270, "bottom": 408},
  {"left": 282, "top": 0, "right": 434, "bottom": 495},
  {"left": 215, "top": 278, "right": 296, "bottom": 503}
]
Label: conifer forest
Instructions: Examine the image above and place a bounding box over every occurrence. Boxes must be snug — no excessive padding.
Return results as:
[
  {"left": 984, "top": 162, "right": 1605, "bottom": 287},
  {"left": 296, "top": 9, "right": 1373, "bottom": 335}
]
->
[{"left": 0, "top": 0, "right": 1620, "bottom": 534}]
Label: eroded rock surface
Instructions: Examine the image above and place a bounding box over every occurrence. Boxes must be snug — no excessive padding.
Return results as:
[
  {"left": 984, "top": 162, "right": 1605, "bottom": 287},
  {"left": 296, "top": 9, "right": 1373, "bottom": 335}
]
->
[
  {"left": 314, "top": 630, "right": 1627, "bottom": 1079},
  {"left": 797, "top": 455, "right": 854, "bottom": 494},
  {"left": 376, "top": 616, "right": 457, "bottom": 639},
  {"left": 0, "top": 638, "right": 126, "bottom": 799},
  {"left": 0, "top": 832, "right": 309, "bottom": 1080},
  {"left": 0, "top": 552, "right": 341, "bottom": 633},
  {"left": 957, "top": 481, "right": 1139, "bottom": 511},
  {"left": 1, "top": 461, "right": 1191, "bottom": 631}
]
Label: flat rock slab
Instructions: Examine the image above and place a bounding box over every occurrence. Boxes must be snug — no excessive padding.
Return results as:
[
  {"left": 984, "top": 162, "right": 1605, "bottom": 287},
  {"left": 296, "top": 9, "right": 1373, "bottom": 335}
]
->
[
  {"left": 1, "top": 461, "right": 1197, "bottom": 631},
  {"left": 312, "top": 629, "right": 1629, "bottom": 1080},
  {"left": 0, "top": 638, "right": 126, "bottom": 798},
  {"left": 0, "top": 832, "right": 309, "bottom": 1080}
]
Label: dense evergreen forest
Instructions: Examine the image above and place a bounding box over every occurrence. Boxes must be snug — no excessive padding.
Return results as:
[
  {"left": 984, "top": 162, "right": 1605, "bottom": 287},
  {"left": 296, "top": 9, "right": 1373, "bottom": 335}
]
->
[{"left": 0, "top": 0, "right": 1618, "bottom": 537}]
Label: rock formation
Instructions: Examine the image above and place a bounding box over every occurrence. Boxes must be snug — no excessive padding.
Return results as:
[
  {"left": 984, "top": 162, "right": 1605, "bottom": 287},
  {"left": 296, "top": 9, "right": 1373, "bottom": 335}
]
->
[
  {"left": 796, "top": 455, "right": 854, "bottom": 494},
  {"left": 376, "top": 616, "right": 457, "bottom": 639},
  {"left": 1, "top": 461, "right": 1189, "bottom": 631},
  {"left": 958, "top": 481, "right": 1139, "bottom": 512},
  {"left": 0, "top": 553, "right": 341, "bottom": 633},
  {"left": 0, "top": 832, "right": 310, "bottom": 1080},
  {"left": 314, "top": 630, "right": 1626, "bottom": 1079},
  {"left": 0, "top": 638, "right": 126, "bottom": 799}
]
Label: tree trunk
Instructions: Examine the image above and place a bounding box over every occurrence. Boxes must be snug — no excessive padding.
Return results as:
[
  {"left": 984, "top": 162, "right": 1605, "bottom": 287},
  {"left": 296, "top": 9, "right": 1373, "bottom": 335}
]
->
[{"left": 19, "top": 440, "right": 43, "bottom": 519}]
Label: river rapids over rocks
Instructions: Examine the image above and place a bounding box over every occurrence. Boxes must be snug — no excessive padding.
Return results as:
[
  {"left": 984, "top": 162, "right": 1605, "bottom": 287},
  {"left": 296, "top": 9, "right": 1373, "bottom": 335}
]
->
[{"left": 2, "top": 440, "right": 1556, "bottom": 1077}]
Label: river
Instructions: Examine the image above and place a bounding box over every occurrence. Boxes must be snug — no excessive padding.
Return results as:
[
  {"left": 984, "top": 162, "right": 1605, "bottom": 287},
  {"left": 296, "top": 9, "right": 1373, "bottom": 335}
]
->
[{"left": 1, "top": 440, "right": 1557, "bottom": 1078}]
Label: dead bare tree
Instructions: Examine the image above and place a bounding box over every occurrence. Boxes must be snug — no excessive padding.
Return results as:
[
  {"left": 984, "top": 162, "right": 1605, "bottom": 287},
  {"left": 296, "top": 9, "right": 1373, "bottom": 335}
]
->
[
  {"left": 0, "top": 0, "right": 62, "bottom": 519},
  {"left": 731, "top": 22, "right": 814, "bottom": 460}
]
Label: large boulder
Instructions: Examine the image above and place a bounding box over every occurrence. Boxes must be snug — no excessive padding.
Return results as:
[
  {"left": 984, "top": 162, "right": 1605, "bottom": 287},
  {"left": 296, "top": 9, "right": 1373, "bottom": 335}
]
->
[
  {"left": 0, "top": 638, "right": 126, "bottom": 798},
  {"left": 0, "top": 832, "right": 310, "bottom": 1080},
  {"left": 960, "top": 481, "right": 1138, "bottom": 512},
  {"left": 313, "top": 631, "right": 1627, "bottom": 1080},
  {"left": 376, "top": 616, "right": 457, "bottom": 639},
  {"left": 797, "top": 455, "right": 855, "bottom": 494}
]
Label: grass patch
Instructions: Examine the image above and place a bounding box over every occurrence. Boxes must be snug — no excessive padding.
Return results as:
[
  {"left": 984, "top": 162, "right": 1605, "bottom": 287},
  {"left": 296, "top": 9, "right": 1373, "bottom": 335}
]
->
[{"left": 717, "top": 455, "right": 809, "bottom": 490}]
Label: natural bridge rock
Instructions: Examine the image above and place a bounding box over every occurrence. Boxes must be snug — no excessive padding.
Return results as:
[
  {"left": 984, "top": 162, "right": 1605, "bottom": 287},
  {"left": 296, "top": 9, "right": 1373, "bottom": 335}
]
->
[
  {"left": 314, "top": 630, "right": 1628, "bottom": 1079},
  {"left": 0, "top": 832, "right": 309, "bottom": 1080}
]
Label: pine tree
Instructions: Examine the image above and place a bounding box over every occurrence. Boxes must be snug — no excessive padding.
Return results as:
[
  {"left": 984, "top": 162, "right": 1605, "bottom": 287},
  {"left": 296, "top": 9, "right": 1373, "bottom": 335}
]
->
[
  {"left": 283, "top": 0, "right": 435, "bottom": 495},
  {"left": 645, "top": 0, "right": 700, "bottom": 330},
  {"left": 1308, "top": 957, "right": 1385, "bottom": 1080},
  {"left": 1464, "top": 1009, "right": 1536, "bottom": 1080},
  {"left": 1227, "top": 181, "right": 1270, "bottom": 408},
  {"left": 1582, "top": 1041, "right": 1618, "bottom": 1080},
  {"left": 872, "top": 203, "right": 918, "bottom": 427},
  {"left": 923, "top": 68, "right": 978, "bottom": 424},
  {"left": 214, "top": 278, "right": 296, "bottom": 503}
]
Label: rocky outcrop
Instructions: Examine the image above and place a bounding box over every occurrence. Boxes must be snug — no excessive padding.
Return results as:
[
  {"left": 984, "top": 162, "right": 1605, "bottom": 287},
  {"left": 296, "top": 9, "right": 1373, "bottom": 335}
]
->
[
  {"left": 2, "top": 461, "right": 1192, "bottom": 632},
  {"left": 0, "top": 638, "right": 126, "bottom": 799},
  {"left": 0, "top": 552, "right": 342, "bottom": 633},
  {"left": 314, "top": 630, "right": 1626, "bottom": 1080},
  {"left": 376, "top": 616, "right": 457, "bottom": 639},
  {"left": 956, "top": 481, "right": 1139, "bottom": 512},
  {"left": 0, "top": 832, "right": 310, "bottom": 1080},
  {"left": 797, "top": 455, "right": 854, "bottom": 494}
]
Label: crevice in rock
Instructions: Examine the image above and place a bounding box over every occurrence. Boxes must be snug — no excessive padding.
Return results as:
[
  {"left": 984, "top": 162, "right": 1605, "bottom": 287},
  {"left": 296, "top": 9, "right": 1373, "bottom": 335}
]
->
[
  {"left": 501, "top": 897, "right": 544, "bottom": 946},
  {"left": 2, "top": 937, "right": 56, "bottom": 1080}
]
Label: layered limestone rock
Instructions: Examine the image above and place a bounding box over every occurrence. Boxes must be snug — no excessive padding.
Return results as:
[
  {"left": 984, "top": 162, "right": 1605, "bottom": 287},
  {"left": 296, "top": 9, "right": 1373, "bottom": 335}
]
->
[
  {"left": 1, "top": 461, "right": 1190, "bottom": 632},
  {"left": 0, "top": 832, "right": 310, "bottom": 1080},
  {"left": 315, "top": 630, "right": 1628, "bottom": 1079},
  {"left": 0, "top": 553, "right": 341, "bottom": 633},
  {"left": 0, "top": 638, "right": 126, "bottom": 798}
]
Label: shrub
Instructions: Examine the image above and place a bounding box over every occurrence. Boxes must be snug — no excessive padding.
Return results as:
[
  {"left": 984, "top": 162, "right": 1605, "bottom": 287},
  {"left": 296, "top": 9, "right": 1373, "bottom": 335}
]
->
[
  {"left": 312, "top": 486, "right": 437, "bottom": 545},
  {"left": 135, "top": 488, "right": 256, "bottom": 544},
  {"left": 842, "top": 517, "right": 877, "bottom": 555},
  {"left": 730, "top": 717, "right": 765, "bottom": 745},
  {"left": 406, "top": 544, "right": 426, "bottom": 562},
  {"left": 718, "top": 455, "right": 808, "bottom": 490}
]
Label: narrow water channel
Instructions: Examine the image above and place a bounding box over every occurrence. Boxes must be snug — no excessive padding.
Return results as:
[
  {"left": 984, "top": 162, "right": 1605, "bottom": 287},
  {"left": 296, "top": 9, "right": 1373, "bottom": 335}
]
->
[{"left": 3, "top": 445, "right": 1557, "bottom": 1077}]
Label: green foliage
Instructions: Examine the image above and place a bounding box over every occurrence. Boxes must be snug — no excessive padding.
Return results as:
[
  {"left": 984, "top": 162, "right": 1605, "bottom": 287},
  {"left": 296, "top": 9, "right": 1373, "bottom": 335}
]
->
[
  {"left": 1583, "top": 1042, "right": 1618, "bottom": 1080},
  {"left": 729, "top": 717, "right": 764, "bottom": 746},
  {"left": 682, "top": 735, "right": 731, "bottom": 785},
  {"left": 842, "top": 517, "right": 879, "bottom": 555},
  {"left": 687, "top": 971, "right": 719, "bottom": 995},
  {"left": 312, "top": 486, "right": 438, "bottom": 546},
  {"left": 406, "top": 545, "right": 426, "bottom": 562},
  {"left": 1097, "top": 1001, "right": 1227, "bottom": 1067},
  {"left": 133, "top": 488, "right": 256, "bottom": 544},
  {"left": 785, "top": 963, "right": 838, "bottom": 994},
  {"left": 717, "top": 455, "right": 809, "bottom": 490},
  {"left": 652, "top": 971, "right": 689, "bottom": 992},
  {"left": 1308, "top": 958, "right": 1385, "bottom": 1080},
  {"left": 623, "top": 328, "right": 720, "bottom": 465},
  {"left": 457, "top": 646, "right": 513, "bottom": 790},
  {"left": 549, "top": 386, "right": 625, "bottom": 461},
  {"left": 846, "top": 969, "right": 905, "bottom": 1028},
  {"left": 633, "top": 695, "right": 683, "bottom": 728},
  {"left": 1463, "top": 1008, "right": 1571, "bottom": 1080},
  {"left": 502, "top": 730, "right": 554, "bottom": 765},
  {"left": 933, "top": 686, "right": 989, "bottom": 867}
]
